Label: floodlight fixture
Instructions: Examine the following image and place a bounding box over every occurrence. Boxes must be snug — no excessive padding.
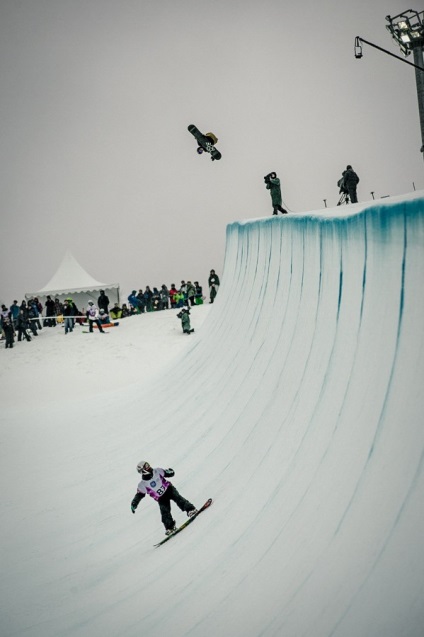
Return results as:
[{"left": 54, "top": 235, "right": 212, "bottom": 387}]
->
[
  {"left": 385, "top": 10, "right": 424, "bottom": 56},
  {"left": 354, "top": 36, "right": 363, "bottom": 59},
  {"left": 355, "top": 9, "right": 424, "bottom": 162},
  {"left": 386, "top": 9, "right": 424, "bottom": 160}
]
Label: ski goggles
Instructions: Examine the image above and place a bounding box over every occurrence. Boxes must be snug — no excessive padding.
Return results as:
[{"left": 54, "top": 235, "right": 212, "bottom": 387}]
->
[{"left": 137, "top": 462, "right": 152, "bottom": 474}]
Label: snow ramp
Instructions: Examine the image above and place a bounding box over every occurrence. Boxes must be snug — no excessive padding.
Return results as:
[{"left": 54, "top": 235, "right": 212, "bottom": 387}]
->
[
  {"left": 3, "top": 194, "right": 423, "bottom": 637},
  {"left": 139, "top": 193, "right": 424, "bottom": 637}
]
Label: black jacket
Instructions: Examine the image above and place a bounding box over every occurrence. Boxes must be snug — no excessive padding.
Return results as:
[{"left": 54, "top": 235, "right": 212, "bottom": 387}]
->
[
  {"left": 98, "top": 293, "right": 110, "bottom": 311},
  {"left": 208, "top": 273, "right": 220, "bottom": 287},
  {"left": 343, "top": 168, "right": 359, "bottom": 190}
]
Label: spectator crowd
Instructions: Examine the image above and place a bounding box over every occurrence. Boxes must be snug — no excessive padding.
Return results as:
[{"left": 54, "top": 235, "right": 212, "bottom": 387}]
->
[{"left": 0, "top": 270, "right": 220, "bottom": 349}]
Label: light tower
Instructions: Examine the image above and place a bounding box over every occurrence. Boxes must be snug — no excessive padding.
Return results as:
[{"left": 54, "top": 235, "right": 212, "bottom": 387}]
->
[{"left": 386, "top": 10, "right": 424, "bottom": 160}]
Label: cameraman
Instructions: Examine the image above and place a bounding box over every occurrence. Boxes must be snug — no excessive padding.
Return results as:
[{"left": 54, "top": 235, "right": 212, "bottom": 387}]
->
[
  {"left": 264, "top": 172, "right": 287, "bottom": 215},
  {"left": 339, "top": 165, "right": 359, "bottom": 204}
]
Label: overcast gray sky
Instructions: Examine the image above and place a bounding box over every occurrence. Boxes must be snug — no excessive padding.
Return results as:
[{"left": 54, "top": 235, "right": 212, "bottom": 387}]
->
[{"left": 1, "top": 0, "right": 423, "bottom": 304}]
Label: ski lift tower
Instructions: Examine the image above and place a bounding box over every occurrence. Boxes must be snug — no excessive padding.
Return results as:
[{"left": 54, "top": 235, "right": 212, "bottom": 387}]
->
[{"left": 386, "top": 10, "right": 424, "bottom": 162}]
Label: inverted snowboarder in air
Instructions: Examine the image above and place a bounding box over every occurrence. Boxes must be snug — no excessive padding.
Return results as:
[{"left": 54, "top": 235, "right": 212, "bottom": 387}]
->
[
  {"left": 188, "top": 124, "right": 222, "bottom": 160},
  {"left": 131, "top": 461, "right": 198, "bottom": 536}
]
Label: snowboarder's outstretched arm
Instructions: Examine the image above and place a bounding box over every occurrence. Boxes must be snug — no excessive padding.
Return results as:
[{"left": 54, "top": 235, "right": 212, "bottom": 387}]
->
[{"left": 131, "top": 491, "right": 145, "bottom": 513}]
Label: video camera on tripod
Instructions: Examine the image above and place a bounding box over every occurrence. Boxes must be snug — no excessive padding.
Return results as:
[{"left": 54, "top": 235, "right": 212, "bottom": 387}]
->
[{"left": 337, "top": 172, "right": 350, "bottom": 205}]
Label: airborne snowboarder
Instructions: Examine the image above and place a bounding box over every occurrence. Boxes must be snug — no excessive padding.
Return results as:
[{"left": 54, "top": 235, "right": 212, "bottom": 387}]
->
[{"left": 188, "top": 124, "right": 222, "bottom": 160}]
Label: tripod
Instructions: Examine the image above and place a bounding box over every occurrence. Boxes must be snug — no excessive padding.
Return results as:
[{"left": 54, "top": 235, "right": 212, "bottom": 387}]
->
[{"left": 337, "top": 190, "right": 350, "bottom": 206}]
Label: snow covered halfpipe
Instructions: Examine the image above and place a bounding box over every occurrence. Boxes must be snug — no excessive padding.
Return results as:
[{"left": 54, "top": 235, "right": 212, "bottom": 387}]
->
[
  {"left": 141, "top": 192, "right": 424, "bottom": 636},
  {"left": 2, "top": 193, "right": 423, "bottom": 637}
]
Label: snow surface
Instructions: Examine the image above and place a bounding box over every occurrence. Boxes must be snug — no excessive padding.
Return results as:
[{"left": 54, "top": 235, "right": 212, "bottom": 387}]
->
[{"left": 1, "top": 193, "right": 424, "bottom": 637}]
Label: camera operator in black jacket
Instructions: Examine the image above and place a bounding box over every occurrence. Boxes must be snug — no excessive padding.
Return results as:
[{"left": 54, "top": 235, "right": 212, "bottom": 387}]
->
[{"left": 340, "top": 165, "right": 360, "bottom": 203}]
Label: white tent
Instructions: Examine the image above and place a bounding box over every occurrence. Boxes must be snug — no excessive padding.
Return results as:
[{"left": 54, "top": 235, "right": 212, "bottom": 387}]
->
[{"left": 25, "top": 251, "right": 120, "bottom": 312}]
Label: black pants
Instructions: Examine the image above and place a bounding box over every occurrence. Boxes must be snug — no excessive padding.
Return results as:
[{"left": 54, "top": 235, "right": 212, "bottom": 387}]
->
[
  {"left": 89, "top": 319, "right": 104, "bottom": 332},
  {"left": 158, "top": 485, "right": 195, "bottom": 530},
  {"left": 18, "top": 328, "right": 31, "bottom": 341},
  {"left": 348, "top": 188, "right": 358, "bottom": 204},
  {"left": 5, "top": 333, "right": 14, "bottom": 348}
]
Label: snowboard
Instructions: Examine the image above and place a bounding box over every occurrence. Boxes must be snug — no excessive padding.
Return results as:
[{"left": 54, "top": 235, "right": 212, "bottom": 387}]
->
[
  {"left": 154, "top": 498, "right": 213, "bottom": 547},
  {"left": 93, "top": 321, "right": 119, "bottom": 328},
  {"left": 82, "top": 321, "right": 119, "bottom": 328},
  {"left": 188, "top": 125, "right": 222, "bottom": 161}
]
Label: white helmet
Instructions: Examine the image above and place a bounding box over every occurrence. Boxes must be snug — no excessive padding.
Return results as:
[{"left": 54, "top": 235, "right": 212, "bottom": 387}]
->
[{"left": 137, "top": 460, "right": 152, "bottom": 475}]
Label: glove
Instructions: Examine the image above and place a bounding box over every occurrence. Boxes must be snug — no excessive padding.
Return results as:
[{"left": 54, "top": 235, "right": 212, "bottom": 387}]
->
[{"left": 131, "top": 503, "right": 136, "bottom": 514}]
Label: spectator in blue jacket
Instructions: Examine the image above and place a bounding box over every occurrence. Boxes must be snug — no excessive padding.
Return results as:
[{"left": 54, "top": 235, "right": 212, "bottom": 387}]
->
[
  {"left": 128, "top": 291, "right": 142, "bottom": 314},
  {"left": 9, "top": 301, "right": 20, "bottom": 327},
  {"left": 28, "top": 298, "right": 42, "bottom": 330}
]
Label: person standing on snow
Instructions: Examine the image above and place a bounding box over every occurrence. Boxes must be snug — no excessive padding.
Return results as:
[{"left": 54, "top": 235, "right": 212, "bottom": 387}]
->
[
  {"left": 143, "top": 286, "right": 153, "bottom": 312},
  {"left": 194, "top": 281, "right": 203, "bottom": 305},
  {"left": 264, "top": 172, "right": 287, "bottom": 215},
  {"left": 28, "top": 299, "right": 42, "bottom": 331},
  {"left": 342, "top": 165, "right": 360, "bottom": 204},
  {"left": 169, "top": 284, "right": 178, "bottom": 309},
  {"left": 131, "top": 461, "right": 197, "bottom": 536},
  {"left": 62, "top": 299, "right": 74, "bottom": 334},
  {"left": 160, "top": 284, "right": 170, "bottom": 310},
  {"left": 44, "top": 295, "right": 56, "bottom": 327},
  {"left": 86, "top": 301, "right": 105, "bottom": 333},
  {"left": 9, "top": 300, "right": 20, "bottom": 328},
  {"left": 16, "top": 308, "right": 32, "bottom": 342},
  {"left": 98, "top": 290, "right": 110, "bottom": 314},
  {"left": 3, "top": 317, "right": 15, "bottom": 348},
  {"left": 208, "top": 269, "right": 220, "bottom": 303},
  {"left": 186, "top": 281, "right": 196, "bottom": 306}
]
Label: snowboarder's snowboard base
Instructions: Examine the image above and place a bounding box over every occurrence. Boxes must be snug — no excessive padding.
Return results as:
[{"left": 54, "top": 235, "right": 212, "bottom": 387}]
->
[
  {"left": 154, "top": 498, "right": 213, "bottom": 547},
  {"left": 188, "top": 125, "right": 221, "bottom": 161}
]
